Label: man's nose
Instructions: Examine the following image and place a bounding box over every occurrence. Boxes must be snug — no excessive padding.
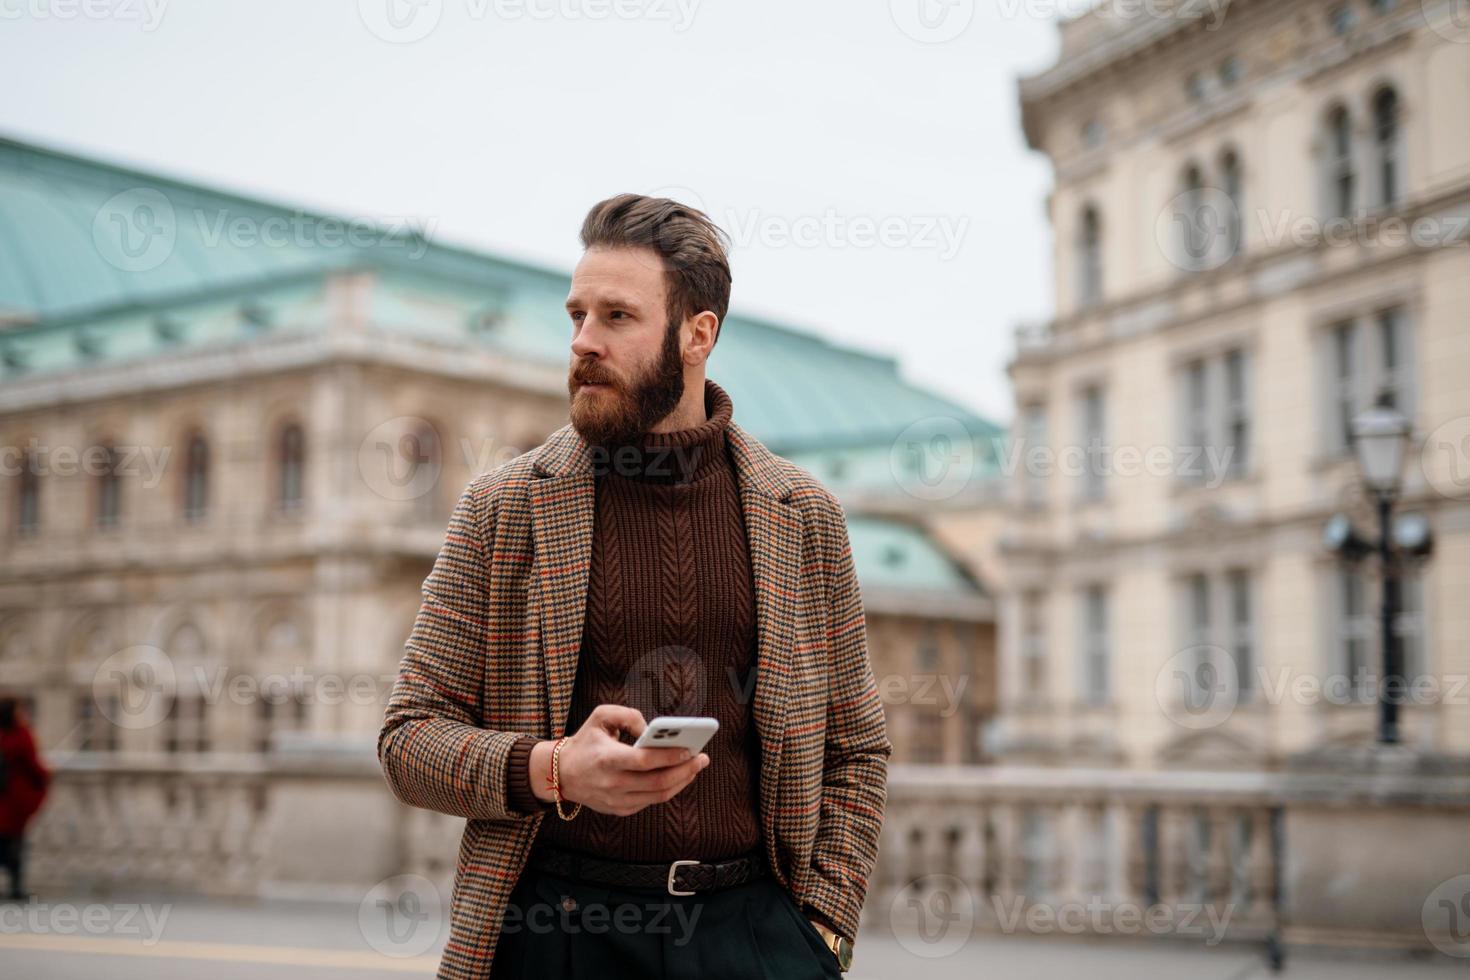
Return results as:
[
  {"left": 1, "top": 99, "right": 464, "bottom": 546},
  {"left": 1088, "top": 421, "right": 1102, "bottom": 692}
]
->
[{"left": 571, "top": 317, "right": 606, "bottom": 357}]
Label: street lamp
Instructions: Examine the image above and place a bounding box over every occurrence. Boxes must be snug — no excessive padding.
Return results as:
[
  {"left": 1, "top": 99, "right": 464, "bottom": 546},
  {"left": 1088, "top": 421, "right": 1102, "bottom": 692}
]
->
[{"left": 1323, "top": 392, "right": 1426, "bottom": 745}]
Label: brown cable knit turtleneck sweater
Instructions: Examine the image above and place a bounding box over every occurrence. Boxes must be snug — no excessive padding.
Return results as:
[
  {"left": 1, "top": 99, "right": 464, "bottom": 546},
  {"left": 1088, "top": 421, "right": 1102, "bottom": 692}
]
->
[{"left": 504, "top": 377, "right": 764, "bottom": 863}]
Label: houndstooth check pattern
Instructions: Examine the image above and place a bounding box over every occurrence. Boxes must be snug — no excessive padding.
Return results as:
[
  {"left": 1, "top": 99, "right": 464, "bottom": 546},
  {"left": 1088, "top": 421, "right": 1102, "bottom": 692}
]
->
[{"left": 378, "top": 415, "right": 893, "bottom": 979}]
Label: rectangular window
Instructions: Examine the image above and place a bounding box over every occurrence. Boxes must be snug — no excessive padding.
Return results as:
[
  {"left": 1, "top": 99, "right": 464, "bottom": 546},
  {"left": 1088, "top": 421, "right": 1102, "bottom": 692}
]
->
[
  {"left": 1182, "top": 361, "right": 1210, "bottom": 484},
  {"left": 1322, "top": 308, "right": 1414, "bottom": 457},
  {"left": 1021, "top": 590, "right": 1047, "bottom": 700},
  {"left": 1078, "top": 386, "right": 1107, "bottom": 502},
  {"left": 912, "top": 710, "right": 944, "bottom": 764},
  {"left": 256, "top": 689, "right": 310, "bottom": 753},
  {"left": 164, "top": 695, "right": 210, "bottom": 753},
  {"left": 1022, "top": 403, "right": 1049, "bottom": 508},
  {"left": 1228, "top": 569, "right": 1255, "bottom": 699},
  {"left": 75, "top": 694, "right": 119, "bottom": 752},
  {"left": 1336, "top": 565, "right": 1373, "bottom": 702},
  {"left": 1080, "top": 585, "right": 1110, "bottom": 705},
  {"left": 1223, "top": 350, "right": 1251, "bottom": 477},
  {"left": 1175, "top": 349, "right": 1251, "bottom": 484},
  {"left": 1331, "top": 320, "right": 1358, "bottom": 455}
]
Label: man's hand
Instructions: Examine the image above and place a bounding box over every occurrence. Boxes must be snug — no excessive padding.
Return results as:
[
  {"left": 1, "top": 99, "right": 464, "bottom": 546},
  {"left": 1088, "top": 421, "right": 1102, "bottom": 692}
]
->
[{"left": 528, "top": 705, "right": 709, "bottom": 816}]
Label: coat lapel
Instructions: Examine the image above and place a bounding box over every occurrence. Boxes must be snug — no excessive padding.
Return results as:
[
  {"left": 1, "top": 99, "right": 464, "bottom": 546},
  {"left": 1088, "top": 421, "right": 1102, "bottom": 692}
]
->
[
  {"left": 528, "top": 418, "right": 802, "bottom": 838},
  {"left": 529, "top": 428, "right": 596, "bottom": 738}
]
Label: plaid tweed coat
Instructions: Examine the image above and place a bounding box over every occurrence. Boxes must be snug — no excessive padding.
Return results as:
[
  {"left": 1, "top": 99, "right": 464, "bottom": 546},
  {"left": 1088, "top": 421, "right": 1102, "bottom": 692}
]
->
[{"left": 378, "top": 415, "right": 892, "bottom": 980}]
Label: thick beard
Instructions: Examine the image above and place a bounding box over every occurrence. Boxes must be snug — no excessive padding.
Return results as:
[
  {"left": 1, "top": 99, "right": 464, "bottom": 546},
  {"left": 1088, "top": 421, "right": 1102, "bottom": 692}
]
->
[{"left": 567, "top": 319, "right": 686, "bottom": 447}]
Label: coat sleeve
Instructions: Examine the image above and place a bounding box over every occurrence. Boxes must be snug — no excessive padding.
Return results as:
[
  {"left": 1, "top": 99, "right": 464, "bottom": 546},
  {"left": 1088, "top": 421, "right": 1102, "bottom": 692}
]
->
[
  {"left": 801, "top": 495, "right": 893, "bottom": 943},
  {"left": 377, "top": 476, "right": 529, "bottom": 823}
]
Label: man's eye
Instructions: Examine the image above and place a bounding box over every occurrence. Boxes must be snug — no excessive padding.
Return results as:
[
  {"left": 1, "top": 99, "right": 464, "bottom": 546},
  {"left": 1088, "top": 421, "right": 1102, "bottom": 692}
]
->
[{"left": 570, "top": 311, "right": 584, "bottom": 321}]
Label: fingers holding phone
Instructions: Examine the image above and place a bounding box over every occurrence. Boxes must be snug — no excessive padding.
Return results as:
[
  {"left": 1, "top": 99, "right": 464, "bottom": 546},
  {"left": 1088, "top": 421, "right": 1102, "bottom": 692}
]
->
[{"left": 540, "top": 706, "right": 714, "bottom": 817}]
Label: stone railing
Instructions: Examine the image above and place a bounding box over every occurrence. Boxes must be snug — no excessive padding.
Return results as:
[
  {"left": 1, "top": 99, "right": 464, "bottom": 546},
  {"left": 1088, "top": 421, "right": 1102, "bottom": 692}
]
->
[
  {"left": 871, "top": 765, "right": 1284, "bottom": 949},
  {"left": 26, "top": 754, "right": 1470, "bottom": 955},
  {"left": 872, "top": 760, "right": 1470, "bottom": 955}
]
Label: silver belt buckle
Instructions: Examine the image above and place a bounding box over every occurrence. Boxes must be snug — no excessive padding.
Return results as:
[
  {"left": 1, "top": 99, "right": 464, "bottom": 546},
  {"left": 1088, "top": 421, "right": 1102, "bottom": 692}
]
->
[{"left": 667, "top": 858, "right": 699, "bottom": 896}]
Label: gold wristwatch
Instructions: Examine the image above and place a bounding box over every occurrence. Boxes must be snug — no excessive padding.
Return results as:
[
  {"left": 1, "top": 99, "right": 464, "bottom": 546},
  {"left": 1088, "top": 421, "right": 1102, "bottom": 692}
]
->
[{"left": 807, "top": 917, "right": 854, "bottom": 972}]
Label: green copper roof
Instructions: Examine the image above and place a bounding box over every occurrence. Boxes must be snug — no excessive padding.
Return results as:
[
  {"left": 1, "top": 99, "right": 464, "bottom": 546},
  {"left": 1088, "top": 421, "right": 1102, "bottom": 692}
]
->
[
  {"left": 845, "top": 514, "right": 985, "bottom": 598},
  {"left": 0, "top": 134, "right": 999, "bottom": 457},
  {"left": 0, "top": 134, "right": 990, "bottom": 605}
]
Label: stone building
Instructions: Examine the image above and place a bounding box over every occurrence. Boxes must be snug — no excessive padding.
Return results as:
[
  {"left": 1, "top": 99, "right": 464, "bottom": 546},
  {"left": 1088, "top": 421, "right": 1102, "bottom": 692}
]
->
[
  {"left": 995, "top": 0, "right": 1470, "bottom": 769},
  {"left": 865, "top": 0, "right": 1470, "bottom": 956}
]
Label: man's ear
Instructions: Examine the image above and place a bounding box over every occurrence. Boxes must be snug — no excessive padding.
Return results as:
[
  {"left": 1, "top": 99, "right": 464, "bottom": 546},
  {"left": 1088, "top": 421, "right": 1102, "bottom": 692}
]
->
[{"left": 684, "top": 310, "right": 720, "bottom": 363}]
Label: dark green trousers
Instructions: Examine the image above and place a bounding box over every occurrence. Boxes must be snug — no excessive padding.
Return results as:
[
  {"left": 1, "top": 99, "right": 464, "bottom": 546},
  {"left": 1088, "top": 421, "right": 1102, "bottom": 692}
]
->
[{"left": 488, "top": 862, "right": 844, "bottom": 979}]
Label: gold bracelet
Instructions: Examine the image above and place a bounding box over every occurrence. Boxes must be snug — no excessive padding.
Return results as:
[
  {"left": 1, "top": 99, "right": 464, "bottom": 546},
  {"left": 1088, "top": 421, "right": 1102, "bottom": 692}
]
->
[{"left": 551, "top": 736, "right": 582, "bottom": 821}]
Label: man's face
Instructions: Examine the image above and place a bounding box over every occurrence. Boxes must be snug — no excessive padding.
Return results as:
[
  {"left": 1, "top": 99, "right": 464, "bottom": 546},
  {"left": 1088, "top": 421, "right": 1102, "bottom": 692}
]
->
[{"left": 565, "top": 246, "right": 686, "bottom": 446}]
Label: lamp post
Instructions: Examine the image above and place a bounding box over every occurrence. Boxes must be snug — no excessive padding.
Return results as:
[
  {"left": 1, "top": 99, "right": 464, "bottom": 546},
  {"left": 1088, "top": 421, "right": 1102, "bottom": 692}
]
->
[{"left": 1346, "top": 393, "right": 1413, "bottom": 744}]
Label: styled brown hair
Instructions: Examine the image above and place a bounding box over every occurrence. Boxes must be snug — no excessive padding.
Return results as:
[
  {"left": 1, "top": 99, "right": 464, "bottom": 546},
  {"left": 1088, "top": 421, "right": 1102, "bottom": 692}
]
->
[{"left": 579, "top": 193, "right": 732, "bottom": 347}]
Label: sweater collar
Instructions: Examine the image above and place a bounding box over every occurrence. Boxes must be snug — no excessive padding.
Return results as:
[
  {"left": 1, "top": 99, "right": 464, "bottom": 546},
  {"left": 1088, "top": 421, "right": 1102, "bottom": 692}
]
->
[{"left": 588, "top": 377, "right": 732, "bottom": 486}]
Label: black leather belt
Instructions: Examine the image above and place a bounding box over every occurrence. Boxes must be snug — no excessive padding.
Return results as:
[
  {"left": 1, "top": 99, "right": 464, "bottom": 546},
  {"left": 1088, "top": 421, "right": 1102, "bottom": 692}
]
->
[{"left": 527, "top": 844, "right": 768, "bottom": 896}]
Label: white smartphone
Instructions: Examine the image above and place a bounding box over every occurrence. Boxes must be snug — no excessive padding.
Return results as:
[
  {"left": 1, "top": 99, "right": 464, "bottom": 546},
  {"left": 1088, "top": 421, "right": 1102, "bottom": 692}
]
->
[{"left": 632, "top": 716, "right": 719, "bottom": 755}]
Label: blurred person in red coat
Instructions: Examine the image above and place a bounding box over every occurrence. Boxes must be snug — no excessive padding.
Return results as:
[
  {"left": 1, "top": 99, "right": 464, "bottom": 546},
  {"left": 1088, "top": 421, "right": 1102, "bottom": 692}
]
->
[{"left": 0, "top": 697, "right": 50, "bottom": 901}]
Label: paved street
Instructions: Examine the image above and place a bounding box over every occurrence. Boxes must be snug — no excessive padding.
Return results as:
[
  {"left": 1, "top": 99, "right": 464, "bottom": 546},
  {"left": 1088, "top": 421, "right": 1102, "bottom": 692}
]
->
[{"left": 1, "top": 893, "right": 1464, "bottom": 980}]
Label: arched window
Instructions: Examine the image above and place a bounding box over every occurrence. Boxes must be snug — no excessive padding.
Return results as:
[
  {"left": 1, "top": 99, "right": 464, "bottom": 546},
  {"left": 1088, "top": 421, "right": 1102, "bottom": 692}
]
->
[
  {"left": 15, "top": 450, "right": 39, "bottom": 536},
  {"left": 1326, "top": 105, "right": 1356, "bottom": 219},
  {"left": 1372, "top": 87, "right": 1401, "bottom": 208},
  {"left": 182, "top": 431, "right": 209, "bottom": 521},
  {"left": 1180, "top": 163, "right": 1209, "bottom": 269},
  {"left": 96, "top": 442, "right": 122, "bottom": 529},
  {"left": 1077, "top": 205, "right": 1103, "bottom": 307},
  {"left": 277, "top": 422, "right": 305, "bottom": 512},
  {"left": 1220, "top": 150, "right": 1244, "bottom": 259}
]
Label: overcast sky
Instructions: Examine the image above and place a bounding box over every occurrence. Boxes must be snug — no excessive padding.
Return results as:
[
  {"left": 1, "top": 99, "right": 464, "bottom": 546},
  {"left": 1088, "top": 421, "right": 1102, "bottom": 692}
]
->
[{"left": 1, "top": 0, "right": 1065, "bottom": 423}]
